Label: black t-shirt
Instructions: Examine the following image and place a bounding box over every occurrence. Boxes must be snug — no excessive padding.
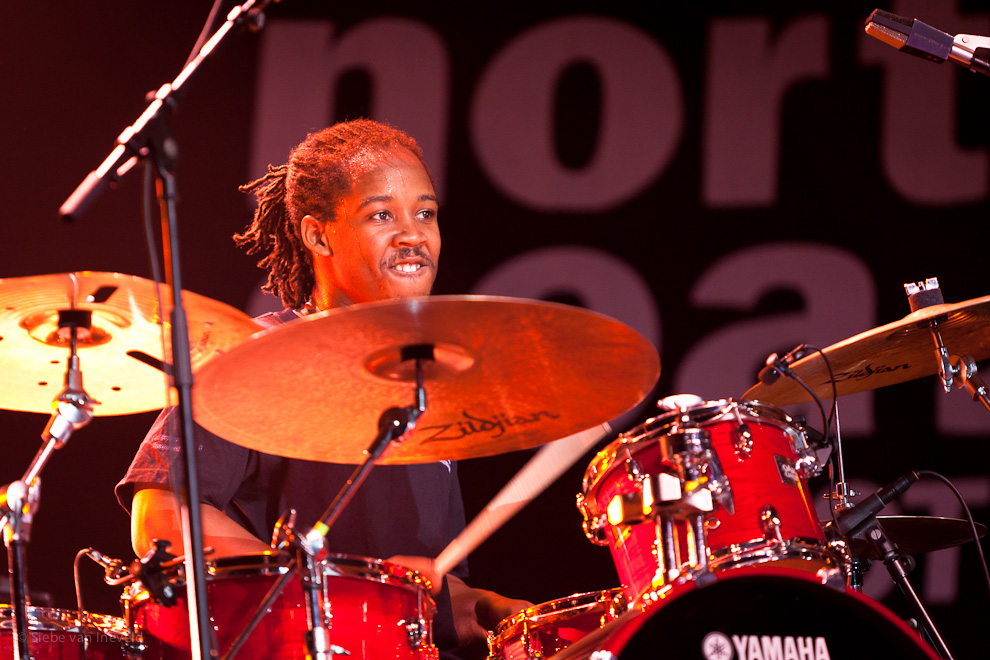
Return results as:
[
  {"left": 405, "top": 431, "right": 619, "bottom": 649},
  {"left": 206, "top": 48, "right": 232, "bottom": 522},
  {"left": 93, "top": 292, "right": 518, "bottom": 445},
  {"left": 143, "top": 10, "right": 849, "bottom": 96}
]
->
[{"left": 115, "top": 308, "right": 467, "bottom": 652}]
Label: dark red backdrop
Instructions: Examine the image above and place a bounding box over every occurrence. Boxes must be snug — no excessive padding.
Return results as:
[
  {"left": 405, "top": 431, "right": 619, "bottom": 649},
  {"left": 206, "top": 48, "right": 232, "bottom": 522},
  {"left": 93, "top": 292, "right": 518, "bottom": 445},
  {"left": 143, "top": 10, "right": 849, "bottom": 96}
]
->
[{"left": 2, "top": 0, "right": 987, "bottom": 655}]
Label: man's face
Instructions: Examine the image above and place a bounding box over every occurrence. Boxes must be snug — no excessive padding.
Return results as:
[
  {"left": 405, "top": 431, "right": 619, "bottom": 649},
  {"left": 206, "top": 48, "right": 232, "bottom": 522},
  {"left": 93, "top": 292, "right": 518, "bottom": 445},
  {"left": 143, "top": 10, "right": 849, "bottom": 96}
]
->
[{"left": 317, "top": 148, "right": 441, "bottom": 305}]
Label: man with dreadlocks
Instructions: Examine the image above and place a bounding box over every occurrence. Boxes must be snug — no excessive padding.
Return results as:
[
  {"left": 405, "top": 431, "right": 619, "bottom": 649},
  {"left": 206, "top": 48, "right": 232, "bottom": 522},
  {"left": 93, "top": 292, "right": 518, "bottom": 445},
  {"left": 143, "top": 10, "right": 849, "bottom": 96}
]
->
[{"left": 116, "top": 119, "right": 529, "bottom": 658}]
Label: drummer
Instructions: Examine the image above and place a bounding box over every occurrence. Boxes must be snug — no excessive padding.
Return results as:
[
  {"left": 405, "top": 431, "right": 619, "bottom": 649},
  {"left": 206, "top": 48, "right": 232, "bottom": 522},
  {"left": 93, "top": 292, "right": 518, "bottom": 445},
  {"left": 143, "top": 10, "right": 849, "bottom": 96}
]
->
[{"left": 115, "top": 119, "right": 529, "bottom": 658}]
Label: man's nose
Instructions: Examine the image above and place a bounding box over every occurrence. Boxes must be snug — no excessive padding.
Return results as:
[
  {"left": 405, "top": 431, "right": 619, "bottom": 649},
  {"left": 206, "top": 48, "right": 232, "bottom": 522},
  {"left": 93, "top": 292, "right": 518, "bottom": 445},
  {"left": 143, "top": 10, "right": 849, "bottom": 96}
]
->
[{"left": 393, "top": 214, "right": 427, "bottom": 246}]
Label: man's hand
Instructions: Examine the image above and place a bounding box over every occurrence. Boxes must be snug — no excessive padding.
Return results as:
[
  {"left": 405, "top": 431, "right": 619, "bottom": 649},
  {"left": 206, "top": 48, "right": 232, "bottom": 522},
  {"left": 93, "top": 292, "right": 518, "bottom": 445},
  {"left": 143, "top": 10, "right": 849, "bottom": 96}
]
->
[
  {"left": 448, "top": 574, "right": 532, "bottom": 651},
  {"left": 386, "top": 555, "right": 443, "bottom": 595}
]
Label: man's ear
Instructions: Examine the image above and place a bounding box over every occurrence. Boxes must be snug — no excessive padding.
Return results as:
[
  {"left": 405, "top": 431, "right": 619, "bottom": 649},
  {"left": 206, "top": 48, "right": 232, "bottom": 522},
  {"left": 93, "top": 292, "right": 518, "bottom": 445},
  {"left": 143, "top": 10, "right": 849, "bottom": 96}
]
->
[{"left": 300, "top": 214, "right": 332, "bottom": 256}]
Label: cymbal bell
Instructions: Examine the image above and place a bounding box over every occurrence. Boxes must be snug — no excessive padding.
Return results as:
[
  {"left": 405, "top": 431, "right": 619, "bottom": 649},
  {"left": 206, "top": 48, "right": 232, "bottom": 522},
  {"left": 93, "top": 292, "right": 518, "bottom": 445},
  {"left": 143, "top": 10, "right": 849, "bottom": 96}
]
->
[
  {"left": 0, "top": 271, "right": 261, "bottom": 416},
  {"left": 193, "top": 295, "right": 661, "bottom": 464},
  {"left": 743, "top": 294, "right": 990, "bottom": 405}
]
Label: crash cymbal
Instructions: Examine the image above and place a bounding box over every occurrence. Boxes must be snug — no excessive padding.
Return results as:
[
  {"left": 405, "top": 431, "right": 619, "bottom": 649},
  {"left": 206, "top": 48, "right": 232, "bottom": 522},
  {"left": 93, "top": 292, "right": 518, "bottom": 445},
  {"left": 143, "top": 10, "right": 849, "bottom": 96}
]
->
[
  {"left": 0, "top": 272, "right": 261, "bottom": 415},
  {"left": 743, "top": 294, "right": 990, "bottom": 405},
  {"left": 193, "top": 295, "right": 660, "bottom": 464},
  {"left": 826, "top": 516, "right": 988, "bottom": 559}
]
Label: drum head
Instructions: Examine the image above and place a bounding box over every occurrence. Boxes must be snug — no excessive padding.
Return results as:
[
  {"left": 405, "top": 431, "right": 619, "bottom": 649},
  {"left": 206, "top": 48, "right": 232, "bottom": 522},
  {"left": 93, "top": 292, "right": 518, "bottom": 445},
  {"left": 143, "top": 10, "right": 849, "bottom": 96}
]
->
[{"left": 558, "top": 570, "right": 938, "bottom": 659}]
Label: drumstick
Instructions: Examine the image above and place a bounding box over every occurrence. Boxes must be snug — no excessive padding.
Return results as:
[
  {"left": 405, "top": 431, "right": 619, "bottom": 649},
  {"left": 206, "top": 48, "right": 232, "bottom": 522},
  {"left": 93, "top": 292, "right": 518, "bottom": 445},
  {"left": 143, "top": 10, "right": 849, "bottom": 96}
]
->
[{"left": 434, "top": 422, "right": 611, "bottom": 577}]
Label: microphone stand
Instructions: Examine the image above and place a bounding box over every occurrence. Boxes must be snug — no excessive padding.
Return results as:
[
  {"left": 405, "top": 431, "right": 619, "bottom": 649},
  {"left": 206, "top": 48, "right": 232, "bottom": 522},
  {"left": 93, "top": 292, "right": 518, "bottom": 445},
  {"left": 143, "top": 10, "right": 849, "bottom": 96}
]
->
[
  {"left": 56, "top": 3, "right": 280, "bottom": 660},
  {"left": 847, "top": 517, "right": 954, "bottom": 659},
  {"left": 219, "top": 347, "right": 433, "bottom": 660}
]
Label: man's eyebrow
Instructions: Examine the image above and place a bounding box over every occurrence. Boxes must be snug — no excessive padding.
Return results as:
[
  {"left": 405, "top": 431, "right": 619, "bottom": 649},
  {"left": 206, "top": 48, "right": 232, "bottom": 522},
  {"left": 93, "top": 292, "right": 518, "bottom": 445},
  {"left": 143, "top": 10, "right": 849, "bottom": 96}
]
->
[{"left": 357, "top": 193, "right": 438, "bottom": 209}]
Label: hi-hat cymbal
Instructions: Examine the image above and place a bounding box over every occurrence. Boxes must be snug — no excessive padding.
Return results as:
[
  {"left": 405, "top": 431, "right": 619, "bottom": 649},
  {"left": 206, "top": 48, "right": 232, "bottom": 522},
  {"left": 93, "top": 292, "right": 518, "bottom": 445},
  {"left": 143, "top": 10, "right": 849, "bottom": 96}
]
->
[
  {"left": 193, "top": 295, "right": 661, "bottom": 464},
  {"left": 824, "top": 516, "right": 987, "bottom": 559},
  {"left": 743, "top": 294, "right": 990, "bottom": 405},
  {"left": 0, "top": 271, "right": 261, "bottom": 415}
]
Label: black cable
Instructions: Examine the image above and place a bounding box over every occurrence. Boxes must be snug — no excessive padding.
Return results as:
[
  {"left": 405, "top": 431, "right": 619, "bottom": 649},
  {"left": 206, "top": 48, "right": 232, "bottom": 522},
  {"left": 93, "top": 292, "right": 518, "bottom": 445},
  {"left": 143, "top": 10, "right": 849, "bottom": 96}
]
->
[
  {"left": 916, "top": 470, "right": 990, "bottom": 601},
  {"left": 805, "top": 345, "right": 840, "bottom": 529},
  {"left": 73, "top": 548, "right": 90, "bottom": 613},
  {"left": 184, "top": 0, "right": 228, "bottom": 69}
]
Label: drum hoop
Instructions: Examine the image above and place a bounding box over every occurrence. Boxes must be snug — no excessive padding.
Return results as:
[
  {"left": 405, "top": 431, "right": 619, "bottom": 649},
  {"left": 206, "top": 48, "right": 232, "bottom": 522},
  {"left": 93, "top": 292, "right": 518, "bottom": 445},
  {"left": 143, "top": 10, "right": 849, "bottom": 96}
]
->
[
  {"left": 709, "top": 540, "right": 843, "bottom": 572},
  {"left": 323, "top": 554, "right": 433, "bottom": 592},
  {"left": 206, "top": 552, "right": 426, "bottom": 590},
  {"left": 494, "top": 588, "right": 626, "bottom": 637},
  {"left": 0, "top": 606, "right": 128, "bottom": 637},
  {"left": 146, "top": 550, "right": 429, "bottom": 604},
  {"left": 208, "top": 550, "right": 292, "bottom": 577},
  {"left": 135, "top": 552, "right": 431, "bottom": 606},
  {"left": 581, "top": 398, "right": 797, "bottom": 494}
]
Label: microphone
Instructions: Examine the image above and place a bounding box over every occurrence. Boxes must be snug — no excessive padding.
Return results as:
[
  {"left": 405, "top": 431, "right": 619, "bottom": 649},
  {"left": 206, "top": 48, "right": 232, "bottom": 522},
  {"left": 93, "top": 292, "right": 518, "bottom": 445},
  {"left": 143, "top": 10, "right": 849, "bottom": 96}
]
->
[
  {"left": 834, "top": 471, "right": 921, "bottom": 537},
  {"left": 85, "top": 548, "right": 129, "bottom": 582},
  {"left": 758, "top": 344, "right": 813, "bottom": 385},
  {"left": 865, "top": 9, "right": 990, "bottom": 77}
]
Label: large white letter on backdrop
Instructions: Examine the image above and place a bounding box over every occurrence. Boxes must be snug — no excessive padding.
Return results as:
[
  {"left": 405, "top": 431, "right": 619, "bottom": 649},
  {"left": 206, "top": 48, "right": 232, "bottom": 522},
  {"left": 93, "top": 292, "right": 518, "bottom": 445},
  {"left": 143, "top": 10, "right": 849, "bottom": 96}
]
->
[
  {"left": 249, "top": 18, "right": 450, "bottom": 193},
  {"left": 704, "top": 14, "right": 830, "bottom": 206},
  {"left": 675, "top": 242, "right": 876, "bottom": 435},
  {"left": 471, "top": 16, "right": 684, "bottom": 212}
]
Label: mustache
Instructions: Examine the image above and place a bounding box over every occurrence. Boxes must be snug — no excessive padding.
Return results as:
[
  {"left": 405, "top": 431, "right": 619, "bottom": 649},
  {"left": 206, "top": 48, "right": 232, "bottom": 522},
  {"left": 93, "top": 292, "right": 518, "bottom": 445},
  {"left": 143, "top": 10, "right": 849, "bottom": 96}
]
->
[{"left": 384, "top": 246, "right": 435, "bottom": 269}]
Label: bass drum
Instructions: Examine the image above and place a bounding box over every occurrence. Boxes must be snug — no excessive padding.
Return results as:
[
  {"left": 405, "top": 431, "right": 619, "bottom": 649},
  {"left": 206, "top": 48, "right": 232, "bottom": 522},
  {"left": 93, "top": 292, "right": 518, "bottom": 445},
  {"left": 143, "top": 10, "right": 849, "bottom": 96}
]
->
[{"left": 549, "top": 568, "right": 939, "bottom": 660}]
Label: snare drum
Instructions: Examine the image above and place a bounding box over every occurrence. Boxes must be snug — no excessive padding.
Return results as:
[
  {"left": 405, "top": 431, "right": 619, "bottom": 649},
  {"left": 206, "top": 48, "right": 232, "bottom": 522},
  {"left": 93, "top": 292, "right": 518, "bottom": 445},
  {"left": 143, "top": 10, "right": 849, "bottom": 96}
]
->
[
  {"left": 548, "top": 568, "right": 939, "bottom": 659},
  {"left": 125, "top": 552, "right": 438, "bottom": 660},
  {"left": 578, "top": 399, "right": 839, "bottom": 597},
  {"left": 487, "top": 589, "right": 626, "bottom": 660},
  {"left": 0, "top": 606, "right": 128, "bottom": 659}
]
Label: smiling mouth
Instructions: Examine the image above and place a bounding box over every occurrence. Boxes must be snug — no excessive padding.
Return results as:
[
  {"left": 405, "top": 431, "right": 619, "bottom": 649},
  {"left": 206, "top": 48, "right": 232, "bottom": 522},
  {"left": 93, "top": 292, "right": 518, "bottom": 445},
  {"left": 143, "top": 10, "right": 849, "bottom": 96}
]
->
[
  {"left": 386, "top": 247, "right": 434, "bottom": 275},
  {"left": 391, "top": 262, "right": 425, "bottom": 274}
]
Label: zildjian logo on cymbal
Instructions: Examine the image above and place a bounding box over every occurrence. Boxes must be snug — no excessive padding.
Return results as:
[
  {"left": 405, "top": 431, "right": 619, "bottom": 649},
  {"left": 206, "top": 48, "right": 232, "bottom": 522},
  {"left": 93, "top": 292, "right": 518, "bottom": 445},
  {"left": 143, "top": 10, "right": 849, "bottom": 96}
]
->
[
  {"left": 419, "top": 410, "right": 561, "bottom": 443},
  {"left": 828, "top": 362, "right": 910, "bottom": 383}
]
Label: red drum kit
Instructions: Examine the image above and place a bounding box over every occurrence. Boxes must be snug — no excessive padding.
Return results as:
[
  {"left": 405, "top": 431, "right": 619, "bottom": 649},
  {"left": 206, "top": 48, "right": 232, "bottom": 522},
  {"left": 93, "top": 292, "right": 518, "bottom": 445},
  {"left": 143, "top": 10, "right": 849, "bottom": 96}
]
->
[{"left": 0, "top": 272, "right": 987, "bottom": 660}]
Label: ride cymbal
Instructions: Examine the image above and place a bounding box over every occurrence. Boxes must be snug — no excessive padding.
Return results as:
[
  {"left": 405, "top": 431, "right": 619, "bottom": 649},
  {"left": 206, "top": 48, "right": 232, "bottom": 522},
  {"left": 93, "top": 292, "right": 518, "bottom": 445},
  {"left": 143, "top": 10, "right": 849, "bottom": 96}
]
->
[
  {"left": 0, "top": 271, "right": 260, "bottom": 415},
  {"left": 193, "top": 295, "right": 661, "bottom": 464},
  {"left": 743, "top": 294, "right": 990, "bottom": 405}
]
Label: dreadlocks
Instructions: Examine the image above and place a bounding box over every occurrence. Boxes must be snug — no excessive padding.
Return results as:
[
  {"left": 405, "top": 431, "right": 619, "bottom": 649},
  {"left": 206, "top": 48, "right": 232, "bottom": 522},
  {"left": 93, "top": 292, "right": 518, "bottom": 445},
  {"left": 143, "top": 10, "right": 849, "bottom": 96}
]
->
[{"left": 235, "top": 119, "right": 425, "bottom": 309}]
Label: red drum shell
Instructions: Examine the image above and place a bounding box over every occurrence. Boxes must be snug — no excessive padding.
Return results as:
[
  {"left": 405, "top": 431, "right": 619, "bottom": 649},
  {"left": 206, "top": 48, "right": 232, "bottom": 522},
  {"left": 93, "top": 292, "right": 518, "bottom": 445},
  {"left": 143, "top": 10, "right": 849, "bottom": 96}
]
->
[
  {"left": 128, "top": 552, "right": 438, "bottom": 660},
  {"left": 581, "top": 399, "right": 836, "bottom": 598},
  {"left": 0, "top": 607, "right": 128, "bottom": 660},
  {"left": 488, "top": 589, "right": 626, "bottom": 660},
  {"left": 552, "top": 567, "right": 939, "bottom": 659}
]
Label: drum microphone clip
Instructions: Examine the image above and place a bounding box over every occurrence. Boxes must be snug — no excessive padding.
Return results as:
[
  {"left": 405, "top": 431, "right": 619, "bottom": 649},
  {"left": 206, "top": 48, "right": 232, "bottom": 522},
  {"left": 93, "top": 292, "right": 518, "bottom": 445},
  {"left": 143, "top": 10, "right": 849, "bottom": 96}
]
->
[
  {"left": 84, "top": 548, "right": 130, "bottom": 585},
  {"left": 758, "top": 344, "right": 812, "bottom": 385},
  {"left": 130, "top": 540, "right": 181, "bottom": 607}
]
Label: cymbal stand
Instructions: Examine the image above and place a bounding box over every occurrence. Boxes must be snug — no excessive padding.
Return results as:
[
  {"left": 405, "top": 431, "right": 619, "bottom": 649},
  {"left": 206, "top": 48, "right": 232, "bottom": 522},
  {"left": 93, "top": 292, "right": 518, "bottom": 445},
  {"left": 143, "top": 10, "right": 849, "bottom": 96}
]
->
[
  {"left": 904, "top": 278, "right": 990, "bottom": 412},
  {"left": 1, "top": 315, "right": 98, "bottom": 660},
  {"left": 219, "top": 346, "right": 434, "bottom": 660},
  {"left": 932, "top": 338, "right": 990, "bottom": 413}
]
